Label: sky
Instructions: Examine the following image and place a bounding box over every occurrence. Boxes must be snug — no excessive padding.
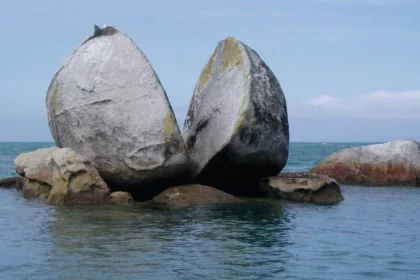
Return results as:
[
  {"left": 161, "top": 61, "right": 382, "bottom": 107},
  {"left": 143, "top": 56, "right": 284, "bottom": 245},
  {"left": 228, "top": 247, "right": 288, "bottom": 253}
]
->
[{"left": 0, "top": 0, "right": 419, "bottom": 142}]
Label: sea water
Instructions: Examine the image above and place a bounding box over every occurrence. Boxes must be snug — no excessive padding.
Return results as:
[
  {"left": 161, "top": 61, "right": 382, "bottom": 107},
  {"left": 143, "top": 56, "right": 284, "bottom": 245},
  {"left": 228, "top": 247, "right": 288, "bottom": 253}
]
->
[{"left": 0, "top": 143, "right": 419, "bottom": 279}]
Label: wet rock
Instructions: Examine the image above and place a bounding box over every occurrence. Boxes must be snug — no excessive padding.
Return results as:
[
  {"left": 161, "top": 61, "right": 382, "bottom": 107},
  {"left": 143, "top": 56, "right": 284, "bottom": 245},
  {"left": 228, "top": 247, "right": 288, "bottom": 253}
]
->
[
  {"left": 153, "top": 184, "right": 243, "bottom": 208},
  {"left": 46, "top": 26, "right": 190, "bottom": 198},
  {"left": 0, "top": 177, "right": 25, "bottom": 190},
  {"left": 183, "top": 37, "right": 289, "bottom": 195},
  {"left": 109, "top": 191, "right": 134, "bottom": 206},
  {"left": 310, "top": 140, "right": 420, "bottom": 186},
  {"left": 15, "top": 148, "right": 110, "bottom": 204},
  {"left": 22, "top": 180, "right": 51, "bottom": 198},
  {"left": 259, "top": 172, "right": 344, "bottom": 204}
]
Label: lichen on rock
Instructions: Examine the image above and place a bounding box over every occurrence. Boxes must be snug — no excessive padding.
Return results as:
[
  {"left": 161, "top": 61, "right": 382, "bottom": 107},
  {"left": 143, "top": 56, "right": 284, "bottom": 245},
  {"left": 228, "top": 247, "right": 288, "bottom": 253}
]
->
[{"left": 183, "top": 37, "right": 289, "bottom": 195}]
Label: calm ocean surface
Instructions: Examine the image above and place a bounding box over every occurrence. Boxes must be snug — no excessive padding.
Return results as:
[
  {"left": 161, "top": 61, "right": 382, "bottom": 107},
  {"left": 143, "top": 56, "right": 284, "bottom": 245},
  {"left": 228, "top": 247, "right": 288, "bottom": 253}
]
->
[{"left": 1, "top": 142, "right": 419, "bottom": 279}]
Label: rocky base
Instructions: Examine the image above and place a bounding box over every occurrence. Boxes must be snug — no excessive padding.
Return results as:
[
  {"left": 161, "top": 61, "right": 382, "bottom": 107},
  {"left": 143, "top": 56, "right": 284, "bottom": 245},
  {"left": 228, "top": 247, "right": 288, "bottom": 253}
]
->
[
  {"left": 153, "top": 184, "right": 243, "bottom": 208},
  {"left": 259, "top": 172, "right": 344, "bottom": 204}
]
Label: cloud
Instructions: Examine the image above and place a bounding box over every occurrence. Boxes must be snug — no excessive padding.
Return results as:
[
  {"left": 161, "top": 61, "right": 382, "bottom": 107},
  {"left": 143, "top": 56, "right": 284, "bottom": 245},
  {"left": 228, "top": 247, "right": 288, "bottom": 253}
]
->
[
  {"left": 289, "top": 89, "right": 420, "bottom": 119},
  {"left": 303, "top": 95, "right": 340, "bottom": 106}
]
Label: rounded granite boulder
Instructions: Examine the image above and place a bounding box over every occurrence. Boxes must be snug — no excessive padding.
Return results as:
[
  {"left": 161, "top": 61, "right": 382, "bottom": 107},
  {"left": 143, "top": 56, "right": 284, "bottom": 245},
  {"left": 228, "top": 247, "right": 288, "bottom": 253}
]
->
[
  {"left": 182, "top": 37, "right": 289, "bottom": 194},
  {"left": 310, "top": 140, "right": 420, "bottom": 186},
  {"left": 46, "top": 26, "right": 190, "bottom": 198}
]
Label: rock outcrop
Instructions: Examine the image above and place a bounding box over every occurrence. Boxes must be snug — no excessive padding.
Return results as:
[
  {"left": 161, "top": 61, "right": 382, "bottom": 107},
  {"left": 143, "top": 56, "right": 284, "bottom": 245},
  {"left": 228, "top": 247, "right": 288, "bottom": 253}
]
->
[
  {"left": 15, "top": 147, "right": 110, "bottom": 204},
  {"left": 0, "top": 177, "right": 25, "bottom": 190},
  {"left": 182, "top": 37, "right": 289, "bottom": 194},
  {"left": 259, "top": 172, "right": 344, "bottom": 204},
  {"left": 310, "top": 140, "right": 420, "bottom": 186},
  {"left": 46, "top": 26, "right": 190, "bottom": 198},
  {"left": 109, "top": 191, "right": 134, "bottom": 206},
  {"left": 153, "top": 184, "right": 243, "bottom": 208}
]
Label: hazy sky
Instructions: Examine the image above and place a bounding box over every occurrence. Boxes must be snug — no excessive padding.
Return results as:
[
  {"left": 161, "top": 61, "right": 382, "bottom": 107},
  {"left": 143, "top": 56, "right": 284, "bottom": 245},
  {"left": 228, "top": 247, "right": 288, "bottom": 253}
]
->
[{"left": 1, "top": 0, "right": 419, "bottom": 142}]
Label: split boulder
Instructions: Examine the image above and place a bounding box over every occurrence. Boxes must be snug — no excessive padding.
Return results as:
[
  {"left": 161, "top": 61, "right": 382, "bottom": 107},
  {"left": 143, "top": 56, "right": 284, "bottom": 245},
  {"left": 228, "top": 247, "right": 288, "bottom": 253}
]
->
[
  {"left": 46, "top": 26, "right": 190, "bottom": 197},
  {"left": 182, "top": 37, "right": 289, "bottom": 194}
]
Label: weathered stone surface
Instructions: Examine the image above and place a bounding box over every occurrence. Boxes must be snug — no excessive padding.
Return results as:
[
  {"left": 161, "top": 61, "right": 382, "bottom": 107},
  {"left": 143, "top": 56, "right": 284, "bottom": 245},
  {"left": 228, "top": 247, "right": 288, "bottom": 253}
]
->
[
  {"left": 15, "top": 147, "right": 58, "bottom": 186},
  {"left": 182, "top": 37, "right": 289, "bottom": 194},
  {"left": 310, "top": 140, "right": 420, "bottom": 186},
  {"left": 109, "top": 191, "right": 134, "bottom": 206},
  {"left": 0, "top": 177, "right": 25, "bottom": 190},
  {"left": 14, "top": 148, "right": 110, "bottom": 204},
  {"left": 22, "top": 180, "right": 51, "bottom": 198},
  {"left": 153, "top": 184, "right": 243, "bottom": 208},
  {"left": 46, "top": 26, "right": 190, "bottom": 198},
  {"left": 259, "top": 172, "right": 343, "bottom": 204}
]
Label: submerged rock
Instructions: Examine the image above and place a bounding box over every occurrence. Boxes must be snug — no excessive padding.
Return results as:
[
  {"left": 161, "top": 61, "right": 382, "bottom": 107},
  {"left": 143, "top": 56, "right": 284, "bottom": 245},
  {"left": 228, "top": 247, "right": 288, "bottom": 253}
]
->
[
  {"left": 310, "top": 140, "right": 420, "bottom": 186},
  {"left": 46, "top": 26, "right": 190, "bottom": 198},
  {"left": 259, "top": 172, "right": 343, "bottom": 204},
  {"left": 0, "top": 177, "right": 25, "bottom": 190},
  {"left": 109, "top": 191, "right": 134, "bottom": 206},
  {"left": 15, "top": 148, "right": 110, "bottom": 204},
  {"left": 153, "top": 184, "right": 243, "bottom": 208},
  {"left": 183, "top": 37, "right": 289, "bottom": 194}
]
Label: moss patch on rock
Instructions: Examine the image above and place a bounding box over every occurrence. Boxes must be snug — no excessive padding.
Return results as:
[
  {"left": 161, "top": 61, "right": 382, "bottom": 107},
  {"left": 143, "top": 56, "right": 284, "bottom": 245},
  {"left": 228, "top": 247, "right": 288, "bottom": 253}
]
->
[
  {"left": 197, "top": 51, "right": 216, "bottom": 90},
  {"left": 222, "top": 37, "right": 243, "bottom": 70}
]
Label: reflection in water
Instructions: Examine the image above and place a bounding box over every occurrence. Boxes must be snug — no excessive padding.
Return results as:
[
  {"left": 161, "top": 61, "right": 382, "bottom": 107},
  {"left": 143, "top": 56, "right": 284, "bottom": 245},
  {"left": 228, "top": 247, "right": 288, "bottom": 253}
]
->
[
  {"left": 44, "top": 201, "right": 294, "bottom": 279},
  {"left": 1, "top": 186, "right": 420, "bottom": 279}
]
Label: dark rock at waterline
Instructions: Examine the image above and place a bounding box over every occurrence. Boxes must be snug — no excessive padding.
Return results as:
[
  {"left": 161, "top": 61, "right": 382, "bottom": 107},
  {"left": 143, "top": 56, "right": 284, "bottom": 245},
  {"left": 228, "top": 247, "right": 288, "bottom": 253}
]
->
[
  {"left": 259, "top": 172, "right": 344, "bottom": 204},
  {"left": 310, "top": 140, "right": 420, "bottom": 186},
  {"left": 153, "top": 184, "right": 243, "bottom": 208},
  {"left": 46, "top": 26, "right": 190, "bottom": 196},
  {"left": 0, "top": 177, "right": 25, "bottom": 190},
  {"left": 109, "top": 191, "right": 134, "bottom": 206},
  {"left": 182, "top": 37, "right": 289, "bottom": 194},
  {"left": 15, "top": 148, "right": 110, "bottom": 204}
]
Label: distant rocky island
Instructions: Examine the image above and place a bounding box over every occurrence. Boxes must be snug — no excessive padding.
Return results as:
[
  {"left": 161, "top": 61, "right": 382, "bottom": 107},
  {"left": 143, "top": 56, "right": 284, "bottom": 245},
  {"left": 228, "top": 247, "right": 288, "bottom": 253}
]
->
[{"left": 1, "top": 26, "right": 419, "bottom": 207}]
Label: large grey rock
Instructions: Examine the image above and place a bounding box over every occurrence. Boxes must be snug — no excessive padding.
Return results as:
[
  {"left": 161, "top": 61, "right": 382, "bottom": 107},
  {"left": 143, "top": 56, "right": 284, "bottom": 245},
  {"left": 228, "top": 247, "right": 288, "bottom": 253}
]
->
[
  {"left": 14, "top": 148, "right": 110, "bottom": 204},
  {"left": 46, "top": 26, "right": 190, "bottom": 197},
  {"left": 183, "top": 37, "right": 289, "bottom": 193},
  {"left": 259, "top": 172, "right": 344, "bottom": 204},
  {"left": 310, "top": 140, "right": 420, "bottom": 186}
]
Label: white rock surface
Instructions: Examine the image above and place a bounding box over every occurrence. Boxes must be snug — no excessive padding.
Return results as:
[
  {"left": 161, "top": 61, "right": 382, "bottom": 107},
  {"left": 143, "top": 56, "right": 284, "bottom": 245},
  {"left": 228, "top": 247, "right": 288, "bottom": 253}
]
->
[{"left": 46, "top": 27, "right": 190, "bottom": 192}]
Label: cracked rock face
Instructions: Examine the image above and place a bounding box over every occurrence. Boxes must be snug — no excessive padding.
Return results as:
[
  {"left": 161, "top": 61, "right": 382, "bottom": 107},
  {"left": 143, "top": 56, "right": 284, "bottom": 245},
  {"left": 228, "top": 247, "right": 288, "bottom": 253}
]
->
[
  {"left": 182, "top": 37, "right": 289, "bottom": 194},
  {"left": 14, "top": 147, "right": 110, "bottom": 204},
  {"left": 46, "top": 27, "right": 190, "bottom": 196}
]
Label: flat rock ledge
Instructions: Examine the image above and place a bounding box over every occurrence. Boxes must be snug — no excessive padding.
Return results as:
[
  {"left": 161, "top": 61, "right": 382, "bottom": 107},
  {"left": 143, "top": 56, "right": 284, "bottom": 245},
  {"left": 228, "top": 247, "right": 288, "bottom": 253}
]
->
[
  {"left": 259, "top": 172, "right": 344, "bottom": 204},
  {"left": 153, "top": 184, "right": 243, "bottom": 208},
  {"left": 0, "top": 177, "right": 25, "bottom": 190}
]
